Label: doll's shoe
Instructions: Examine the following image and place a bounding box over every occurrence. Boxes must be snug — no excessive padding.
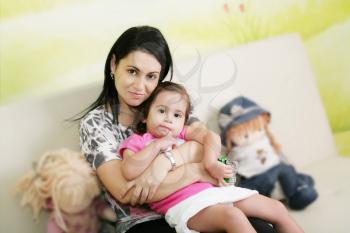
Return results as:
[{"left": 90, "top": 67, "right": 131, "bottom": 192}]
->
[
  {"left": 288, "top": 185, "right": 318, "bottom": 210},
  {"left": 297, "top": 174, "right": 315, "bottom": 187}
]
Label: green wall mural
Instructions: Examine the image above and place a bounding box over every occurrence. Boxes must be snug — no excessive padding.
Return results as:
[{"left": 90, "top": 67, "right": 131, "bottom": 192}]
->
[{"left": 1, "top": 0, "right": 349, "bottom": 155}]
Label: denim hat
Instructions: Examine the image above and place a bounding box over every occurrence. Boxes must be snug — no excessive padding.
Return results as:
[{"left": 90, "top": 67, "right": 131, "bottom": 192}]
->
[{"left": 218, "top": 96, "right": 270, "bottom": 146}]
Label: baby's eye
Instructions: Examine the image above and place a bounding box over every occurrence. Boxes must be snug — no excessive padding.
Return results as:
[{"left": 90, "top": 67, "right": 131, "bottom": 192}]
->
[
  {"left": 158, "top": 109, "right": 165, "bottom": 114},
  {"left": 174, "top": 113, "right": 182, "bottom": 118}
]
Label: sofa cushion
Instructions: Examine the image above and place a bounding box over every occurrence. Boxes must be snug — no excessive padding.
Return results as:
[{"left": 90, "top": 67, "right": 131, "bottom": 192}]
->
[
  {"left": 173, "top": 33, "right": 337, "bottom": 168},
  {"left": 290, "top": 157, "right": 350, "bottom": 233}
]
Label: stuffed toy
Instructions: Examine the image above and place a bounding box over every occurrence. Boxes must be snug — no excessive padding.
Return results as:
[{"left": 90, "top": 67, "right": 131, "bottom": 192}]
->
[
  {"left": 218, "top": 96, "right": 318, "bottom": 210},
  {"left": 16, "top": 148, "right": 116, "bottom": 233}
]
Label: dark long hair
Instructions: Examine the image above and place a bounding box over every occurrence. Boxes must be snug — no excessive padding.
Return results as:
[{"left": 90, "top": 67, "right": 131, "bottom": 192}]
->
[
  {"left": 73, "top": 26, "right": 173, "bottom": 123},
  {"left": 134, "top": 81, "right": 192, "bottom": 134}
]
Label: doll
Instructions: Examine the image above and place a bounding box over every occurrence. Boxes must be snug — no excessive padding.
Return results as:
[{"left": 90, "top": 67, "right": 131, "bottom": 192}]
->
[
  {"left": 16, "top": 148, "right": 116, "bottom": 233},
  {"left": 218, "top": 96, "right": 318, "bottom": 210}
]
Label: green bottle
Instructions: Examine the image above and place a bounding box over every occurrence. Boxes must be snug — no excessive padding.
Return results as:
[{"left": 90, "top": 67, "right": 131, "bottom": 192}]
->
[{"left": 218, "top": 155, "right": 238, "bottom": 184}]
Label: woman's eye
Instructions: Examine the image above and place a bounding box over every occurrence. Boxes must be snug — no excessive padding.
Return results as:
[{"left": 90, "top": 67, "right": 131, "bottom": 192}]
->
[
  {"left": 158, "top": 109, "right": 165, "bottom": 114},
  {"left": 128, "top": 69, "right": 137, "bottom": 75},
  {"left": 148, "top": 74, "right": 158, "bottom": 80}
]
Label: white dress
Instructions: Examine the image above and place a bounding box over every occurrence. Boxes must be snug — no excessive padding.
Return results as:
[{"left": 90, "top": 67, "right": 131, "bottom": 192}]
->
[{"left": 165, "top": 185, "right": 258, "bottom": 233}]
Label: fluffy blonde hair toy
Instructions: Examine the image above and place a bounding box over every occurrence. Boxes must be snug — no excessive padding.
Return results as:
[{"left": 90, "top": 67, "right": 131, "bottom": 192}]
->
[
  {"left": 16, "top": 148, "right": 116, "bottom": 233},
  {"left": 218, "top": 96, "right": 318, "bottom": 210}
]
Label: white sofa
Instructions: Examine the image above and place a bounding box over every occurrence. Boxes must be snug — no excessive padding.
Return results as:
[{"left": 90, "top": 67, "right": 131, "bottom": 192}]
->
[{"left": 1, "top": 34, "right": 349, "bottom": 233}]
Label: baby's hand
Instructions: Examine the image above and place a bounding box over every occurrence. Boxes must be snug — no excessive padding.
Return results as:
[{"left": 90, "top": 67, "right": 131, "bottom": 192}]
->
[
  {"left": 155, "top": 133, "right": 177, "bottom": 152},
  {"left": 207, "top": 162, "right": 233, "bottom": 180}
]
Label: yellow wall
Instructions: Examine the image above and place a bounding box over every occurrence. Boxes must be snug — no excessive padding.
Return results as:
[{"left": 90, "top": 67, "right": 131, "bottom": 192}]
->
[{"left": 1, "top": 0, "right": 349, "bottom": 154}]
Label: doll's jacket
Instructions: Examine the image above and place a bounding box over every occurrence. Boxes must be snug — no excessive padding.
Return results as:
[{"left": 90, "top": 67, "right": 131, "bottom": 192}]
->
[{"left": 231, "top": 135, "right": 280, "bottom": 178}]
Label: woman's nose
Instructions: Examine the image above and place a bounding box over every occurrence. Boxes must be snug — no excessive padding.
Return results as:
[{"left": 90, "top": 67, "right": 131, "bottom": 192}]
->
[{"left": 133, "top": 76, "right": 145, "bottom": 91}]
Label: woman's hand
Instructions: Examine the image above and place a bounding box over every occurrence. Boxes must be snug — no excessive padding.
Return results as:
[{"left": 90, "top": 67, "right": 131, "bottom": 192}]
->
[
  {"left": 97, "top": 160, "right": 134, "bottom": 204},
  {"left": 126, "top": 165, "right": 167, "bottom": 205},
  {"left": 125, "top": 152, "right": 172, "bottom": 205}
]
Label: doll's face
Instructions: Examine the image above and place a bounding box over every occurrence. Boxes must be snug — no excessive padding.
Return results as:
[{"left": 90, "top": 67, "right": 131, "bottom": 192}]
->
[
  {"left": 227, "top": 116, "right": 267, "bottom": 148},
  {"left": 230, "top": 126, "right": 265, "bottom": 147}
]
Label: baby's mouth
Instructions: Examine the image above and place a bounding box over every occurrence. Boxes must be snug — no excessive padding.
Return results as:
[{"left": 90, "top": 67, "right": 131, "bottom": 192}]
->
[{"left": 158, "top": 126, "right": 171, "bottom": 134}]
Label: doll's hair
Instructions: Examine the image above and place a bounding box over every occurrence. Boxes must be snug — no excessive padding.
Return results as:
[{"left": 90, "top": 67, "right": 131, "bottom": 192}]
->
[
  {"left": 16, "top": 148, "right": 100, "bottom": 231},
  {"left": 226, "top": 113, "right": 281, "bottom": 154}
]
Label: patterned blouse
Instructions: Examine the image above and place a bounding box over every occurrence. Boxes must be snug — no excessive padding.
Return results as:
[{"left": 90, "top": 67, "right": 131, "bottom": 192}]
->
[{"left": 79, "top": 105, "right": 162, "bottom": 233}]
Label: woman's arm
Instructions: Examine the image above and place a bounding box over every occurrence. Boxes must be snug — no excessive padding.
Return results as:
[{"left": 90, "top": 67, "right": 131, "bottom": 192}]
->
[
  {"left": 149, "top": 162, "right": 217, "bottom": 202},
  {"left": 185, "top": 121, "right": 233, "bottom": 183},
  {"left": 97, "top": 141, "right": 211, "bottom": 205},
  {"left": 96, "top": 160, "right": 130, "bottom": 204},
  {"left": 185, "top": 121, "right": 221, "bottom": 168}
]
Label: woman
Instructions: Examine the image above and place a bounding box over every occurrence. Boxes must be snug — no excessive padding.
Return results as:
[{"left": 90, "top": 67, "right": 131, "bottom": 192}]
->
[{"left": 79, "top": 26, "right": 276, "bottom": 233}]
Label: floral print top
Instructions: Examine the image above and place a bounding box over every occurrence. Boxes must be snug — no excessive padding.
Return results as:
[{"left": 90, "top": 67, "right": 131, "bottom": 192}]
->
[{"left": 79, "top": 105, "right": 162, "bottom": 233}]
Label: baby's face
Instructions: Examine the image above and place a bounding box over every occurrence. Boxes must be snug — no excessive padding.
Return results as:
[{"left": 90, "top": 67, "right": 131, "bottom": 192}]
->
[{"left": 145, "top": 90, "right": 187, "bottom": 138}]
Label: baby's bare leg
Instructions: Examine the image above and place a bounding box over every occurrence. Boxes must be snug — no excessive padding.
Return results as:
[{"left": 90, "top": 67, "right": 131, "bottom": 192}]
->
[
  {"left": 187, "top": 204, "right": 256, "bottom": 233},
  {"left": 235, "top": 194, "right": 304, "bottom": 233}
]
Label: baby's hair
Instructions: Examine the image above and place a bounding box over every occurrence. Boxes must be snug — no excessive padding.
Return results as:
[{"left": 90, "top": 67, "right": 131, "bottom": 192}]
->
[
  {"left": 16, "top": 149, "right": 100, "bottom": 231},
  {"left": 134, "top": 81, "right": 192, "bottom": 134}
]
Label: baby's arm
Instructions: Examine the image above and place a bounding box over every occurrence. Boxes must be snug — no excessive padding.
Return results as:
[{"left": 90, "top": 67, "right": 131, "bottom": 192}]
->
[
  {"left": 103, "top": 141, "right": 215, "bottom": 205},
  {"left": 185, "top": 121, "right": 233, "bottom": 182},
  {"left": 121, "top": 134, "right": 177, "bottom": 180},
  {"left": 121, "top": 148, "right": 157, "bottom": 180}
]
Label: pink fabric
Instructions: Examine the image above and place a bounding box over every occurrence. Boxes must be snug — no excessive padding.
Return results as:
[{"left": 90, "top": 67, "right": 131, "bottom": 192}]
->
[
  {"left": 46, "top": 199, "right": 102, "bottom": 233},
  {"left": 47, "top": 214, "right": 65, "bottom": 233},
  {"left": 119, "top": 128, "right": 187, "bottom": 158},
  {"left": 149, "top": 182, "right": 213, "bottom": 214},
  {"left": 119, "top": 134, "right": 148, "bottom": 158},
  {"left": 119, "top": 127, "right": 212, "bottom": 214}
]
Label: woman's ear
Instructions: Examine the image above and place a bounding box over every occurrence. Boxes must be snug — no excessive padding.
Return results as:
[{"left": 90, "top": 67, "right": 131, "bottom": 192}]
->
[{"left": 110, "top": 54, "right": 117, "bottom": 75}]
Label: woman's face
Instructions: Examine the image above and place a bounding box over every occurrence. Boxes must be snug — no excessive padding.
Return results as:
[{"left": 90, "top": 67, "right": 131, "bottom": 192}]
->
[{"left": 111, "top": 50, "right": 161, "bottom": 110}]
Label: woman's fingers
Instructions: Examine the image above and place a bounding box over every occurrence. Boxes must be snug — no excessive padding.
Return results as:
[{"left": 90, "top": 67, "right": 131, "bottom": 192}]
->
[
  {"left": 131, "top": 185, "right": 142, "bottom": 205},
  {"left": 148, "top": 186, "right": 157, "bottom": 202},
  {"left": 122, "top": 180, "right": 136, "bottom": 197},
  {"left": 139, "top": 186, "right": 150, "bottom": 205}
]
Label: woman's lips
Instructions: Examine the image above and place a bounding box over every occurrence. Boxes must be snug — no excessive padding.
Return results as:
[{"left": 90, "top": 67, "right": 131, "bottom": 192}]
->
[{"left": 129, "top": 91, "right": 145, "bottom": 98}]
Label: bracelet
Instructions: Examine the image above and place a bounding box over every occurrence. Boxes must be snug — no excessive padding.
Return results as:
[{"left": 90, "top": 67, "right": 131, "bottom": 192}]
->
[{"left": 163, "top": 150, "right": 176, "bottom": 171}]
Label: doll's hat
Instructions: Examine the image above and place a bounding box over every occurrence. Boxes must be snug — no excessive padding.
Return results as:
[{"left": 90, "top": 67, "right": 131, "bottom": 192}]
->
[{"left": 218, "top": 96, "right": 270, "bottom": 146}]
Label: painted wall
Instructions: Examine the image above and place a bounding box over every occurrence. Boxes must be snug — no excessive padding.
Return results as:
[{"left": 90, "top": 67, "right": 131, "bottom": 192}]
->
[{"left": 1, "top": 0, "right": 349, "bottom": 154}]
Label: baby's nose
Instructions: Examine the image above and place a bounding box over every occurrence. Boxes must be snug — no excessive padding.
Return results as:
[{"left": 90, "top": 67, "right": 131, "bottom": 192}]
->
[{"left": 164, "top": 114, "right": 173, "bottom": 123}]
